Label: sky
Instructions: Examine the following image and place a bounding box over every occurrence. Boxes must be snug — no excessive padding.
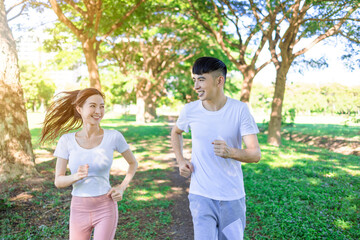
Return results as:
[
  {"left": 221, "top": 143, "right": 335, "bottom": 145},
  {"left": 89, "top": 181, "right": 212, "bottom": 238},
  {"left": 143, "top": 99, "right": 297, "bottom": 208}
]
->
[
  {"left": 254, "top": 40, "right": 360, "bottom": 87},
  {"left": 5, "top": 1, "right": 360, "bottom": 88}
]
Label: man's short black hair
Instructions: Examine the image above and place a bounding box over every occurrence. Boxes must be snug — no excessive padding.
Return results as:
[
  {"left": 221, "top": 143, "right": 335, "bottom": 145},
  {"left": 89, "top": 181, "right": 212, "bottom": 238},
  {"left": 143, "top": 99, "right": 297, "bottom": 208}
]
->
[{"left": 192, "top": 57, "right": 227, "bottom": 82}]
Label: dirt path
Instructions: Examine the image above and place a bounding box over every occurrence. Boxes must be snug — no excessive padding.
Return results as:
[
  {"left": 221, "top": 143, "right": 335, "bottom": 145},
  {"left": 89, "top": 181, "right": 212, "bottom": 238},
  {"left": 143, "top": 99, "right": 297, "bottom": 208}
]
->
[
  {"left": 166, "top": 158, "right": 193, "bottom": 240},
  {"left": 161, "top": 122, "right": 194, "bottom": 239}
]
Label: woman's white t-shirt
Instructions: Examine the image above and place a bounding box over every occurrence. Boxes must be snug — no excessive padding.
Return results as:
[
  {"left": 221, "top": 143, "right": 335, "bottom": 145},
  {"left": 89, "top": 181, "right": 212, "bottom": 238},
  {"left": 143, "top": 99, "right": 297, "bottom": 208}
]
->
[
  {"left": 176, "top": 97, "right": 259, "bottom": 201},
  {"left": 53, "top": 129, "right": 129, "bottom": 197}
]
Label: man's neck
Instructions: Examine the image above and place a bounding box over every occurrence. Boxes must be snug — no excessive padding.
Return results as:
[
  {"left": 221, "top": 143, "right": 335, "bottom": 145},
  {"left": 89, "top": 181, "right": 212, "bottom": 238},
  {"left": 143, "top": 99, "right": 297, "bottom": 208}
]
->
[{"left": 202, "top": 94, "right": 227, "bottom": 111}]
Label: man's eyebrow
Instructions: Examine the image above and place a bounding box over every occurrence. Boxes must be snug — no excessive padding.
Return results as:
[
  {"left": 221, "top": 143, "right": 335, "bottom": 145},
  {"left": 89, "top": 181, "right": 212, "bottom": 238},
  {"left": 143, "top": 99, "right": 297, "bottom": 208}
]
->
[{"left": 193, "top": 76, "right": 206, "bottom": 79}]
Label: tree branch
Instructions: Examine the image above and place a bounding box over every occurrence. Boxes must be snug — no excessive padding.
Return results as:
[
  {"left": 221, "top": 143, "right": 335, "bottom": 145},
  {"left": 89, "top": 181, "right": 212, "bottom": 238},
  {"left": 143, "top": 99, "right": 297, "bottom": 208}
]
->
[
  {"left": 5, "top": 0, "right": 27, "bottom": 14},
  {"left": 303, "top": 17, "right": 360, "bottom": 22},
  {"left": 222, "top": 0, "right": 242, "bottom": 47},
  {"left": 99, "top": 0, "right": 146, "bottom": 43},
  {"left": 187, "top": 0, "right": 238, "bottom": 66},
  {"left": 48, "top": 0, "right": 83, "bottom": 39},
  {"left": 63, "top": 0, "right": 86, "bottom": 17},
  {"left": 7, "top": 3, "right": 26, "bottom": 22},
  {"left": 339, "top": 30, "right": 360, "bottom": 44},
  {"left": 256, "top": 56, "right": 275, "bottom": 74},
  {"left": 294, "top": 6, "right": 357, "bottom": 57}
]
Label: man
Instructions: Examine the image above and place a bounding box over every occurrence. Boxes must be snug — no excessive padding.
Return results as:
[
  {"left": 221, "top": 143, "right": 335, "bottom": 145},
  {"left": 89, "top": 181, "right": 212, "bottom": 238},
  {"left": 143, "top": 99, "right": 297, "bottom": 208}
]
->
[{"left": 171, "top": 57, "right": 261, "bottom": 240}]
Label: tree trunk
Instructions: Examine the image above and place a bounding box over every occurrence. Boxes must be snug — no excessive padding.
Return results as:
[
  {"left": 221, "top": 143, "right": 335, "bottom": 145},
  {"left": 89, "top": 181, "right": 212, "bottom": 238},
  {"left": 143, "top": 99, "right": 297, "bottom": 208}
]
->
[
  {"left": 145, "top": 96, "right": 156, "bottom": 122},
  {"left": 136, "top": 94, "right": 145, "bottom": 123},
  {"left": 82, "top": 39, "right": 101, "bottom": 91},
  {"left": 136, "top": 91, "right": 156, "bottom": 123},
  {"left": 0, "top": 0, "right": 38, "bottom": 181},
  {"left": 240, "top": 68, "right": 256, "bottom": 103},
  {"left": 267, "top": 63, "right": 291, "bottom": 146}
]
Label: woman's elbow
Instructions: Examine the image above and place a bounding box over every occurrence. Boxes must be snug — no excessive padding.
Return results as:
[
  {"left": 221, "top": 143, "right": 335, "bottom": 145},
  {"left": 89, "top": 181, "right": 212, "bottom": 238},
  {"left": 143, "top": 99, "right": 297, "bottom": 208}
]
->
[
  {"left": 54, "top": 180, "right": 61, "bottom": 188},
  {"left": 130, "top": 160, "right": 138, "bottom": 171},
  {"left": 54, "top": 178, "right": 64, "bottom": 189}
]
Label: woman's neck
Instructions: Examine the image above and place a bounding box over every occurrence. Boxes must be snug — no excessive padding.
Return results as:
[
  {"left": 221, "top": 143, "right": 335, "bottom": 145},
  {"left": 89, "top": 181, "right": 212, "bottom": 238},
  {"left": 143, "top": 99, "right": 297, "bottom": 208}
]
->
[{"left": 78, "top": 124, "right": 102, "bottom": 138}]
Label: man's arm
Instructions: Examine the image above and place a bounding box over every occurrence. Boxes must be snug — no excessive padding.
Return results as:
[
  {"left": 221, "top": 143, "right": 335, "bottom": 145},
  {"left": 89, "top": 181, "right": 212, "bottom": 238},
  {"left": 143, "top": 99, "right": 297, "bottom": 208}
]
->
[
  {"left": 171, "top": 125, "right": 194, "bottom": 177},
  {"left": 107, "top": 149, "right": 138, "bottom": 201},
  {"left": 213, "top": 134, "right": 261, "bottom": 163}
]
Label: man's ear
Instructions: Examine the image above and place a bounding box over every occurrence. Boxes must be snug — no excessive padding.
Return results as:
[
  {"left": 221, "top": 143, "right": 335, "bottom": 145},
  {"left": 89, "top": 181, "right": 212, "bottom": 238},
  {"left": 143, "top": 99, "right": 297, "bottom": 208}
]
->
[{"left": 217, "top": 75, "right": 225, "bottom": 87}]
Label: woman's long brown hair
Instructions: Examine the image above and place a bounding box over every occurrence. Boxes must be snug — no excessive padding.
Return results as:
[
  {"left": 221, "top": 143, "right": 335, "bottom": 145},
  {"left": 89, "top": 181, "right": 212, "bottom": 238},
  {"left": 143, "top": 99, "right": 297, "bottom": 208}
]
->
[{"left": 40, "top": 88, "right": 105, "bottom": 144}]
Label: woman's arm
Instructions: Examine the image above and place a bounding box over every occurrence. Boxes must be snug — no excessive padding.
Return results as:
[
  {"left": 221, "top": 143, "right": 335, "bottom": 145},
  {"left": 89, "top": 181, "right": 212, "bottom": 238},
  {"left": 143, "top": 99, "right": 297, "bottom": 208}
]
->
[
  {"left": 107, "top": 149, "right": 138, "bottom": 201},
  {"left": 54, "top": 157, "right": 88, "bottom": 188}
]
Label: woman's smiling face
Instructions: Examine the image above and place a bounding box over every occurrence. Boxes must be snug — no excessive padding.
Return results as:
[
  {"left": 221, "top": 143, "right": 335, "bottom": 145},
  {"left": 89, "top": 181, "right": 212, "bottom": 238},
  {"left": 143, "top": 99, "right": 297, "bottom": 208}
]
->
[{"left": 76, "top": 94, "right": 105, "bottom": 125}]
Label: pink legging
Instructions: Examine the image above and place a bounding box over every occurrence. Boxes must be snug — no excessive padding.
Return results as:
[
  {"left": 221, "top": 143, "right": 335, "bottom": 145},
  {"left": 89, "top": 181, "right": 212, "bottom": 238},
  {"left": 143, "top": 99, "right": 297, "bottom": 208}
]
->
[{"left": 69, "top": 194, "right": 118, "bottom": 240}]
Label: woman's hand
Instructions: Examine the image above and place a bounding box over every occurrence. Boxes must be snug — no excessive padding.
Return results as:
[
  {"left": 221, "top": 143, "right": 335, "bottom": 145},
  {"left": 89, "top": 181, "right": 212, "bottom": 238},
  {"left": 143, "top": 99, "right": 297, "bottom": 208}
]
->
[
  {"left": 107, "top": 187, "right": 124, "bottom": 202},
  {"left": 75, "top": 164, "right": 89, "bottom": 181}
]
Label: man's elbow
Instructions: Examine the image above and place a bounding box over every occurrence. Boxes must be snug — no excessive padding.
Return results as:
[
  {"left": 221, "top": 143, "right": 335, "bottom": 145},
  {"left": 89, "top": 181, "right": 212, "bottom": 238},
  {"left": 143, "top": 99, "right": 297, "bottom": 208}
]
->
[
  {"left": 253, "top": 149, "right": 261, "bottom": 163},
  {"left": 171, "top": 126, "right": 180, "bottom": 137}
]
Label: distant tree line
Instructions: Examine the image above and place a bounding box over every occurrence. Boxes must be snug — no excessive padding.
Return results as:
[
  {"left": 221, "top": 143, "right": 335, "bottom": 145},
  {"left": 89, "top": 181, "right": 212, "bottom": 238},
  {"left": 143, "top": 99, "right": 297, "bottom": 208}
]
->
[{"left": 252, "top": 83, "right": 360, "bottom": 116}]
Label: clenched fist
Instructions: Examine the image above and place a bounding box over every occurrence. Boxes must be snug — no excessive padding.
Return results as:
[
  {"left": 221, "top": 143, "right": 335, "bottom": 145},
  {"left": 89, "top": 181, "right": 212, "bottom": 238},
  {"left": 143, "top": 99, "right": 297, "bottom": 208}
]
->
[
  {"left": 179, "top": 161, "right": 194, "bottom": 178},
  {"left": 212, "top": 140, "right": 232, "bottom": 159},
  {"left": 75, "top": 164, "right": 89, "bottom": 181},
  {"left": 107, "top": 187, "right": 124, "bottom": 201}
]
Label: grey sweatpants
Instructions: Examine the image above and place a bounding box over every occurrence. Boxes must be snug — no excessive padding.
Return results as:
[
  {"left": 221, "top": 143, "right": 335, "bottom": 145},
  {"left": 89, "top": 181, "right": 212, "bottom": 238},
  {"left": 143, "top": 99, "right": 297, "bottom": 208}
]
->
[{"left": 188, "top": 194, "right": 246, "bottom": 240}]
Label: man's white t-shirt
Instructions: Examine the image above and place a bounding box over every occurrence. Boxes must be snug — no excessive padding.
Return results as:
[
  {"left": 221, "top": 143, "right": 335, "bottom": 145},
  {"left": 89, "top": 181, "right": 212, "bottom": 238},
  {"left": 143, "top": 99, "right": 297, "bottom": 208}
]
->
[
  {"left": 176, "top": 97, "right": 259, "bottom": 201},
  {"left": 53, "top": 129, "right": 129, "bottom": 197}
]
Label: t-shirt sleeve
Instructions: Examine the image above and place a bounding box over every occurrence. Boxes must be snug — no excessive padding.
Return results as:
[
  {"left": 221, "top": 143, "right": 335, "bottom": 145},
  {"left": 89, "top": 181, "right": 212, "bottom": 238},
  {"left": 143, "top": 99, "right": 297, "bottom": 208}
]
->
[
  {"left": 53, "top": 135, "right": 69, "bottom": 160},
  {"left": 240, "top": 104, "right": 259, "bottom": 136},
  {"left": 176, "top": 105, "right": 190, "bottom": 133},
  {"left": 114, "top": 130, "right": 130, "bottom": 153}
]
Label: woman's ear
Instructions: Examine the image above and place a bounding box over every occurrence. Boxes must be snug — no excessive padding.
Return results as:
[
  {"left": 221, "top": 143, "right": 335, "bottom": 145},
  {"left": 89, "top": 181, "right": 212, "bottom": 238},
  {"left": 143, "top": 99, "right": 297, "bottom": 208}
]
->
[{"left": 76, "top": 106, "right": 81, "bottom": 115}]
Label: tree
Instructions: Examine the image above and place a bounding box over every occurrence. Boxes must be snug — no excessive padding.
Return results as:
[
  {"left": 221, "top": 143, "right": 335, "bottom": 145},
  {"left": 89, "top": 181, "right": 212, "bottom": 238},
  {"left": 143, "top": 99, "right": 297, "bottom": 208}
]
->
[
  {"left": 46, "top": 0, "right": 146, "bottom": 90},
  {"left": 187, "top": 0, "right": 274, "bottom": 102},
  {"left": 20, "top": 63, "right": 56, "bottom": 111},
  {"left": 0, "top": 0, "right": 38, "bottom": 181},
  {"left": 265, "top": 0, "right": 359, "bottom": 146},
  {"left": 104, "top": 14, "right": 202, "bottom": 123}
]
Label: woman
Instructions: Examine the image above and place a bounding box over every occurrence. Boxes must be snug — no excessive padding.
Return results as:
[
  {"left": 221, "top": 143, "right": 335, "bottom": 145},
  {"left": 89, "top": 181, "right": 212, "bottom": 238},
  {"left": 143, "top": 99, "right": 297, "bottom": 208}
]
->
[{"left": 40, "top": 88, "right": 138, "bottom": 240}]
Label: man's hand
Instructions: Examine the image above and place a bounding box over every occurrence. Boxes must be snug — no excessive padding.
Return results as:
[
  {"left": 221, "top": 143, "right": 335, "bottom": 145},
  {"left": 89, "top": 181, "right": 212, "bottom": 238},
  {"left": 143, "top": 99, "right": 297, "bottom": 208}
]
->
[
  {"left": 212, "top": 140, "right": 232, "bottom": 159},
  {"left": 179, "top": 161, "right": 194, "bottom": 178},
  {"left": 107, "top": 187, "right": 124, "bottom": 202},
  {"left": 75, "top": 164, "right": 89, "bottom": 181}
]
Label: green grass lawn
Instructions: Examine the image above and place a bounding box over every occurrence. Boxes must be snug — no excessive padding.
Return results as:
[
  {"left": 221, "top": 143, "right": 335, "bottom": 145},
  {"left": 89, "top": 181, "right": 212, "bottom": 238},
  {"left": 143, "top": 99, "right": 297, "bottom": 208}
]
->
[
  {"left": 1, "top": 113, "right": 359, "bottom": 239},
  {"left": 244, "top": 135, "right": 360, "bottom": 239}
]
